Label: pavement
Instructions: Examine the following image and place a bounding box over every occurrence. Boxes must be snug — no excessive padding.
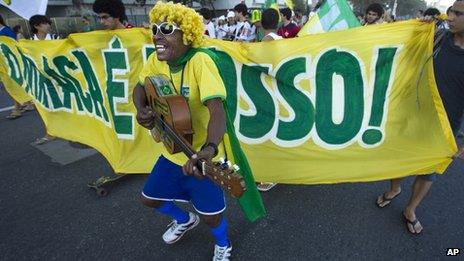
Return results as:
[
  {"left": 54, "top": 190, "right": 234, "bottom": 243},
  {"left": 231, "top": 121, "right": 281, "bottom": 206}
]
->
[{"left": 0, "top": 88, "right": 463, "bottom": 260}]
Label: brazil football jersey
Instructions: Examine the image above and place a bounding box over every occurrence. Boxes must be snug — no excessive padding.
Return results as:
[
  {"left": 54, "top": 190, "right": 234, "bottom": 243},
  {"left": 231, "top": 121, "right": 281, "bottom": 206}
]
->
[{"left": 139, "top": 50, "right": 227, "bottom": 166}]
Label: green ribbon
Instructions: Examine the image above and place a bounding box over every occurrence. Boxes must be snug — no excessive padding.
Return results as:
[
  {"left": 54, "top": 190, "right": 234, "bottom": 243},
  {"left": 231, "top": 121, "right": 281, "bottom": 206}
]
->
[
  {"left": 167, "top": 48, "right": 198, "bottom": 72},
  {"left": 179, "top": 47, "right": 266, "bottom": 222}
]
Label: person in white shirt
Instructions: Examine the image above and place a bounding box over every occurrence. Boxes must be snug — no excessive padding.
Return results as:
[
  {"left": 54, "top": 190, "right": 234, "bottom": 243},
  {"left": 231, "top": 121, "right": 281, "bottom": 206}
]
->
[
  {"left": 216, "top": 16, "right": 228, "bottom": 40},
  {"left": 200, "top": 7, "right": 216, "bottom": 38},
  {"left": 225, "top": 10, "right": 237, "bottom": 41},
  {"left": 233, "top": 3, "right": 251, "bottom": 42},
  {"left": 28, "top": 15, "right": 57, "bottom": 144},
  {"left": 29, "top": 15, "right": 58, "bottom": 40}
]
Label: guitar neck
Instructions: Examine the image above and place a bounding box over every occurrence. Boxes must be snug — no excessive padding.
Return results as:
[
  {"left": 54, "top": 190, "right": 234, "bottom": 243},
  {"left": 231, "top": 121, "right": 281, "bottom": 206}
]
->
[{"left": 153, "top": 113, "right": 196, "bottom": 158}]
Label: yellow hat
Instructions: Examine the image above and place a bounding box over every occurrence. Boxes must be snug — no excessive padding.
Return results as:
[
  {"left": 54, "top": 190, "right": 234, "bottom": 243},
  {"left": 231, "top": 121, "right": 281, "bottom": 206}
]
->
[{"left": 251, "top": 9, "right": 262, "bottom": 24}]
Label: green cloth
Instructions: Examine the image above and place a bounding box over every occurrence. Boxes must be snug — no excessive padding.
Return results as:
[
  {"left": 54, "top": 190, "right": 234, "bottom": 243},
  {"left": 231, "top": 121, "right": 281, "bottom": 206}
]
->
[{"left": 171, "top": 47, "right": 267, "bottom": 222}]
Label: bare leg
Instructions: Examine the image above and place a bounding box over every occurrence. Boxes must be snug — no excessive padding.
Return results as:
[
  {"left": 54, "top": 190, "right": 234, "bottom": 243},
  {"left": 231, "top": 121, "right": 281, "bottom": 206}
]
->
[
  {"left": 24, "top": 101, "right": 35, "bottom": 111},
  {"left": 376, "top": 178, "right": 403, "bottom": 207},
  {"left": 7, "top": 101, "right": 23, "bottom": 119},
  {"left": 403, "top": 176, "right": 433, "bottom": 234}
]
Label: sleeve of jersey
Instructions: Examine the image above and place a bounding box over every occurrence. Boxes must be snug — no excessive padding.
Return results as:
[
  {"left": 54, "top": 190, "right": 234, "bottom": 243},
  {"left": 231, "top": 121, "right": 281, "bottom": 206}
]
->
[
  {"left": 138, "top": 55, "right": 156, "bottom": 85},
  {"left": 193, "top": 53, "right": 227, "bottom": 104}
]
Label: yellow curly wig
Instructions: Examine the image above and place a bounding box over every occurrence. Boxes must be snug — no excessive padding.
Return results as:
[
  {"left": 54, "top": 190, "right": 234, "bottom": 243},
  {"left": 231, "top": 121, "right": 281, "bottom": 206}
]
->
[{"left": 149, "top": 1, "right": 205, "bottom": 48}]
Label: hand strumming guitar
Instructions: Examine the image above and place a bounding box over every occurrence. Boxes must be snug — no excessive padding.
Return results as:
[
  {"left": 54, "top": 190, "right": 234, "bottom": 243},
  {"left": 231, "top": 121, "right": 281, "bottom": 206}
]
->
[{"left": 182, "top": 145, "right": 216, "bottom": 179}]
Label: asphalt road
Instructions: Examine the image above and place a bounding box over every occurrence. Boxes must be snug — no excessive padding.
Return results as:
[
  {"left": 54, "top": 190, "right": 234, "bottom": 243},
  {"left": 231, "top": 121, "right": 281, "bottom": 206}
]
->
[{"left": 0, "top": 89, "right": 463, "bottom": 260}]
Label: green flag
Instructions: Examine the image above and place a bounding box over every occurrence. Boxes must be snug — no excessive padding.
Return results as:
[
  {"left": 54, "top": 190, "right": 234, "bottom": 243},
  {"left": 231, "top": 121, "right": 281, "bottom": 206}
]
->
[
  {"left": 199, "top": 48, "right": 267, "bottom": 222},
  {"left": 298, "top": 0, "right": 361, "bottom": 36}
]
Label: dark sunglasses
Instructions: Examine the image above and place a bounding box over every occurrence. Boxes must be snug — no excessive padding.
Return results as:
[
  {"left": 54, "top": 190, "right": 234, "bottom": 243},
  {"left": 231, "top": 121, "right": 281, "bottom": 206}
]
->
[{"left": 151, "top": 22, "right": 180, "bottom": 36}]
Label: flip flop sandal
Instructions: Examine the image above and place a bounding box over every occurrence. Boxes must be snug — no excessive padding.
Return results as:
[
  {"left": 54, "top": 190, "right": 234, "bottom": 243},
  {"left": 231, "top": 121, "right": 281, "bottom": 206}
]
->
[
  {"left": 376, "top": 191, "right": 401, "bottom": 208},
  {"left": 6, "top": 113, "right": 22, "bottom": 120},
  {"left": 34, "top": 137, "right": 54, "bottom": 145},
  {"left": 24, "top": 104, "right": 35, "bottom": 111},
  {"left": 402, "top": 213, "right": 422, "bottom": 235}
]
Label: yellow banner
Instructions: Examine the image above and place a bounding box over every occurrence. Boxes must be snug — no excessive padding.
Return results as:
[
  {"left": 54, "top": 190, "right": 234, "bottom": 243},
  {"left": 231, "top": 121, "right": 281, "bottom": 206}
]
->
[{"left": 0, "top": 21, "right": 456, "bottom": 184}]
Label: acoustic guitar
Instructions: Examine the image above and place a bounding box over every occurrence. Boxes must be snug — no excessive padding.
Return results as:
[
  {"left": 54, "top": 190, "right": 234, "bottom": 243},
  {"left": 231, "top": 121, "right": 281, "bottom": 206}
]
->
[{"left": 144, "top": 75, "right": 246, "bottom": 198}]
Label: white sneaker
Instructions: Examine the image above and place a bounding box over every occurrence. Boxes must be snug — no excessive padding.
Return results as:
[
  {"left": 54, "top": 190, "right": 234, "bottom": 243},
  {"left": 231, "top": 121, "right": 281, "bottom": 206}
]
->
[
  {"left": 257, "top": 182, "right": 277, "bottom": 192},
  {"left": 213, "top": 243, "right": 232, "bottom": 261},
  {"left": 162, "top": 212, "right": 199, "bottom": 244}
]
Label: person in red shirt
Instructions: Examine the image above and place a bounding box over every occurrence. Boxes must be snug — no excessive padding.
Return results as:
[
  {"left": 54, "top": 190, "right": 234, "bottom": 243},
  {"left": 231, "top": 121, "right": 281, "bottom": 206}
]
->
[{"left": 277, "top": 7, "right": 299, "bottom": 38}]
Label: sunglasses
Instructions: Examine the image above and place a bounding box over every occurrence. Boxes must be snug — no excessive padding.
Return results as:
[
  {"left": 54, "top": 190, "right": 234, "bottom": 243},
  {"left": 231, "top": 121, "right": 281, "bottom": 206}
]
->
[{"left": 151, "top": 22, "right": 180, "bottom": 36}]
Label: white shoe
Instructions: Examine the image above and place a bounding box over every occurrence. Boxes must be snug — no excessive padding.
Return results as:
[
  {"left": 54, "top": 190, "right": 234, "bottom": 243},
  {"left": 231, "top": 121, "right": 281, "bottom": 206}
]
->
[
  {"left": 213, "top": 242, "right": 232, "bottom": 261},
  {"left": 162, "top": 212, "right": 199, "bottom": 244},
  {"left": 257, "top": 182, "right": 277, "bottom": 192}
]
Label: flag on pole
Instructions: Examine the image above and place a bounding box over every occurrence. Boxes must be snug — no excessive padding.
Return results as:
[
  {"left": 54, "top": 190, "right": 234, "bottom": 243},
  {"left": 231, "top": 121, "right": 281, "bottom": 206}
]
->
[
  {"left": 392, "top": 0, "right": 398, "bottom": 17},
  {"left": 0, "top": 0, "right": 48, "bottom": 20},
  {"left": 298, "top": 0, "right": 360, "bottom": 36},
  {"left": 264, "top": 0, "right": 279, "bottom": 10}
]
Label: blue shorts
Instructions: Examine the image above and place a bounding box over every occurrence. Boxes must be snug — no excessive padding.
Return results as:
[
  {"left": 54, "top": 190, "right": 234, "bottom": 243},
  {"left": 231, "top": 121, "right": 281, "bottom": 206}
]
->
[{"left": 142, "top": 155, "right": 226, "bottom": 215}]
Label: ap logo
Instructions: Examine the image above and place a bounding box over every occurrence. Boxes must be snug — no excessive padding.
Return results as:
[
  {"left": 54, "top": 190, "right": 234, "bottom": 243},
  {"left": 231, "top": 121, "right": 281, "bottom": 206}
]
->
[{"left": 447, "top": 248, "right": 460, "bottom": 256}]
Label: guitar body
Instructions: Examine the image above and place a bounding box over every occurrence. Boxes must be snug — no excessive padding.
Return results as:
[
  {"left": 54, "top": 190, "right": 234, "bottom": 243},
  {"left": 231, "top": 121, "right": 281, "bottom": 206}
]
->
[
  {"left": 144, "top": 75, "right": 193, "bottom": 154},
  {"left": 143, "top": 75, "right": 246, "bottom": 198}
]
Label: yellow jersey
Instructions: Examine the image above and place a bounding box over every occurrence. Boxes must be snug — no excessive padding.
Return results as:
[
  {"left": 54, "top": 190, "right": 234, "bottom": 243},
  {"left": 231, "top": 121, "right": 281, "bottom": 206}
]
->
[{"left": 139, "top": 50, "right": 227, "bottom": 166}]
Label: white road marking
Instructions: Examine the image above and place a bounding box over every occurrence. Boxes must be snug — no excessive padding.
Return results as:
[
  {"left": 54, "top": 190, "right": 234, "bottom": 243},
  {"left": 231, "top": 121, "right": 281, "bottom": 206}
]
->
[{"left": 0, "top": 106, "right": 14, "bottom": 112}]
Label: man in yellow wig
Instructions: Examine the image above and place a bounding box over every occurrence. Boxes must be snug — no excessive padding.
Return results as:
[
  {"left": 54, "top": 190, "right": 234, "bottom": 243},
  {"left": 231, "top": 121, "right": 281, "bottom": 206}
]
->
[{"left": 133, "top": 2, "right": 232, "bottom": 260}]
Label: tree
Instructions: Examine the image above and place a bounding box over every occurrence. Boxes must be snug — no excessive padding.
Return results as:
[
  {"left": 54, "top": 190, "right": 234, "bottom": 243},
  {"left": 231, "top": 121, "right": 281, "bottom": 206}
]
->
[
  {"left": 171, "top": 0, "right": 218, "bottom": 16},
  {"left": 395, "top": 0, "right": 427, "bottom": 17},
  {"left": 293, "top": 0, "right": 309, "bottom": 13},
  {"left": 134, "top": 0, "right": 147, "bottom": 6}
]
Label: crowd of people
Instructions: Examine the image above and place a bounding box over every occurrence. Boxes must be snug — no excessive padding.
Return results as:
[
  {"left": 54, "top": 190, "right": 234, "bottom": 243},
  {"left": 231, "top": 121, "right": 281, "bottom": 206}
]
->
[
  {"left": 196, "top": 4, "right": 304, "bottom": 42},
  {"left": 1, "top": 0, "right": 464, "bottom": 260}
]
